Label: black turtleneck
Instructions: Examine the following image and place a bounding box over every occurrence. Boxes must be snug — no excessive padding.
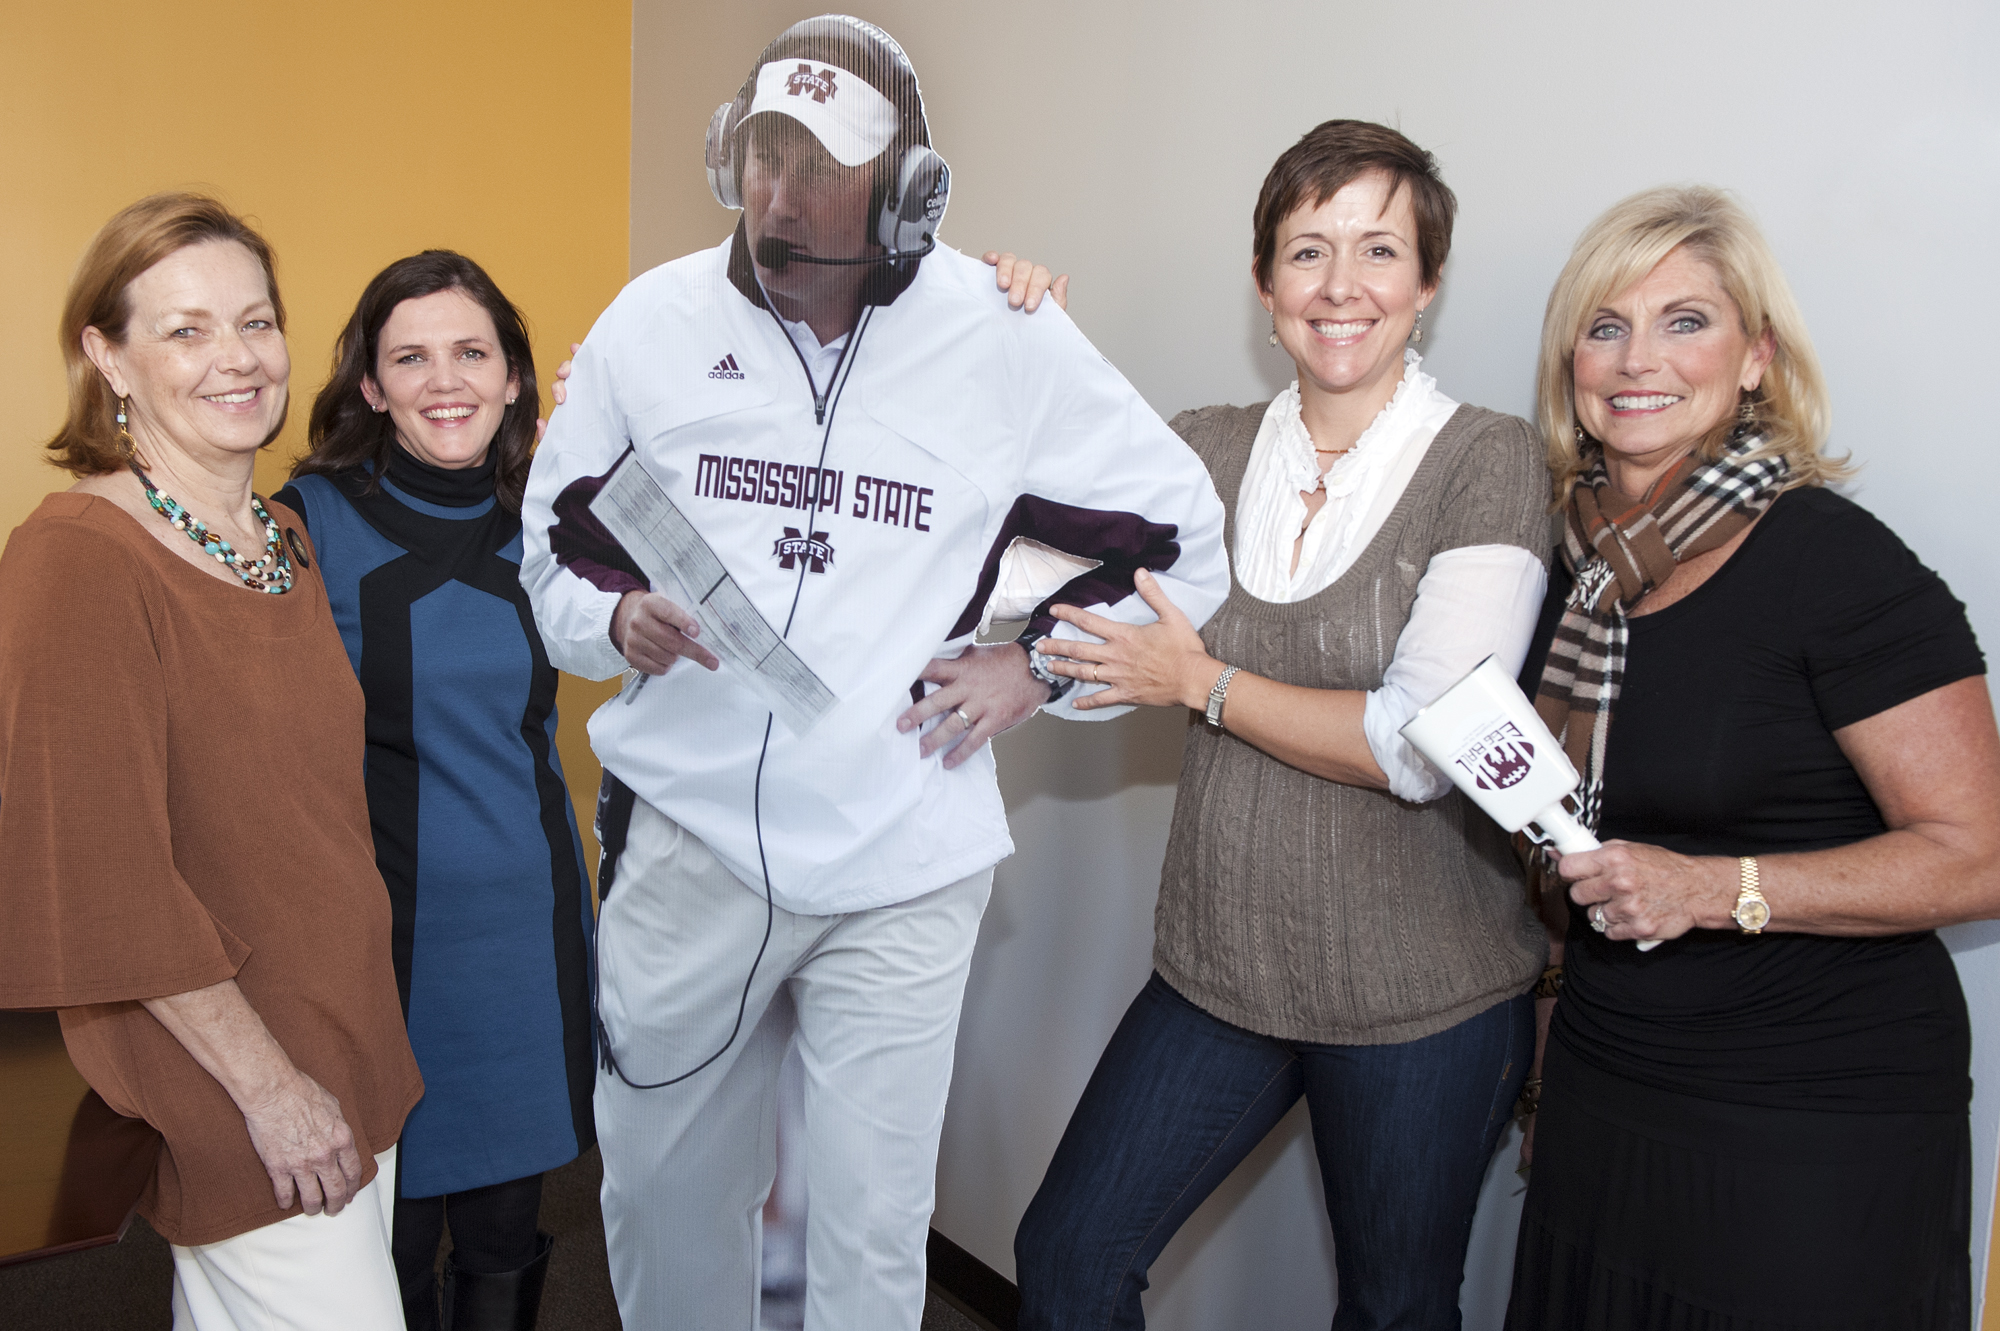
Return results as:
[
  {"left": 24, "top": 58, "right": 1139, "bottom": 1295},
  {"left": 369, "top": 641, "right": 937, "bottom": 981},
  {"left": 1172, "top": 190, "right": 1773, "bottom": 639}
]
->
[{"left": 384, "top": 445, "right": 497, "bottom": 508}]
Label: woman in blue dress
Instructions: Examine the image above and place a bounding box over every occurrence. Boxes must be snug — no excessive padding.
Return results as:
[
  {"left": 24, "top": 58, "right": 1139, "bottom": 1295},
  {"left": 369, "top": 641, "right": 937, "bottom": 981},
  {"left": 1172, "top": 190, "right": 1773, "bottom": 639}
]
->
[{"left": 276, "top": 250, "right": 592, "bottom": 1331}]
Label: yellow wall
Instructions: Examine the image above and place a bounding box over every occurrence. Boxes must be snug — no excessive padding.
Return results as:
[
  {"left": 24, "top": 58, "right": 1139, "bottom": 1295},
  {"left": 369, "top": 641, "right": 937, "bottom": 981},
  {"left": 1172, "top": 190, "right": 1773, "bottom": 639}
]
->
[
  {"left": 0, "top": 0, "right": 631, "bottom": 854},
  {"left": 1989, "top": 1219, "right": 2000, "bottom": 1331}
]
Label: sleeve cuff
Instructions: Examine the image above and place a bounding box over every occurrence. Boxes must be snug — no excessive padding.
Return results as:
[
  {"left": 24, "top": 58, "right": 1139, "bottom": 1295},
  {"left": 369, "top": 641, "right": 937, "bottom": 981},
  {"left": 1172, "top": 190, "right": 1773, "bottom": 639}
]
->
[
  {"left": 1363, "top": 687, "right": 1451, "bottom": 803},
  {"left": 581, "top": 588, "right": 633, "bottom": 680}
]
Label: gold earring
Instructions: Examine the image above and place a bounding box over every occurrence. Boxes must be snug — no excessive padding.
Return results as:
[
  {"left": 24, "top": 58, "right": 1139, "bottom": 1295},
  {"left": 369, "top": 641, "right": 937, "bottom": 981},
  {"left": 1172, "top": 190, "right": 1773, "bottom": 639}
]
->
[{"left": 116, "top": 397, "right": 135, "bottom": 456}]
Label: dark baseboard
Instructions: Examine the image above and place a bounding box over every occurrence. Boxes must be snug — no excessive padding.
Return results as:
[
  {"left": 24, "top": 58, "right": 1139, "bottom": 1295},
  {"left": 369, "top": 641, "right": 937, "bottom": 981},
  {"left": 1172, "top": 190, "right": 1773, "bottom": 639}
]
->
[{"left": 927, "top": 1228, "right": 1020, "bottom": 1331}]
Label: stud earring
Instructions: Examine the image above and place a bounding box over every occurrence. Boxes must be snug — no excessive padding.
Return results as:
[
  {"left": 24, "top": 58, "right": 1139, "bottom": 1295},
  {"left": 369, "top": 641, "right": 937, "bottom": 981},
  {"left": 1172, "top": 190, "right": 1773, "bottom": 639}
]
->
[{"left": 1410, "top": 310, "right": 1425, "bottom": 345}]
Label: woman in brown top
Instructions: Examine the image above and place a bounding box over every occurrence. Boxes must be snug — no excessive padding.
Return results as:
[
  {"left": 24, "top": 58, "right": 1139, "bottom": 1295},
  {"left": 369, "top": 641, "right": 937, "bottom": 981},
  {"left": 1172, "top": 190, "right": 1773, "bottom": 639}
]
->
[{"left": 0, "top": 193, "right": 422, "bottom": 1329}]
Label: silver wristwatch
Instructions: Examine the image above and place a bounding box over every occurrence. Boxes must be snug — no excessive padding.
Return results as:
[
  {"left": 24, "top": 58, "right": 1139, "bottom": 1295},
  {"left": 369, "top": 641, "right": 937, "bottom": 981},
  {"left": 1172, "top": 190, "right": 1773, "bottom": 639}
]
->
[
  {"left": 1016, "top": 626, "right": 1074, "bottom": 703},
  {"left": 1204, "top": 665, "right": 1239, "bottom": 728}
]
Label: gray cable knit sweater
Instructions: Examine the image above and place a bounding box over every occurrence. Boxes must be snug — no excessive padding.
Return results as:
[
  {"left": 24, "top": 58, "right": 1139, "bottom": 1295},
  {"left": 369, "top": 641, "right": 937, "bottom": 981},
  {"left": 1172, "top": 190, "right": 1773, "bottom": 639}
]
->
[{"left": 1152, "top": 400, "right": 1550, "bottom": 1045}]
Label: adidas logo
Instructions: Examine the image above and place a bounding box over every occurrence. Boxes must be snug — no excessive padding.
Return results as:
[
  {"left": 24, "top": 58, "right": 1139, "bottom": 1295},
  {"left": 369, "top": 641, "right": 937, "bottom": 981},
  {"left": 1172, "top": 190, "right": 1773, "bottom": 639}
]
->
[{"left": 708, "top": 354, "right": 746, "bottom": 381}]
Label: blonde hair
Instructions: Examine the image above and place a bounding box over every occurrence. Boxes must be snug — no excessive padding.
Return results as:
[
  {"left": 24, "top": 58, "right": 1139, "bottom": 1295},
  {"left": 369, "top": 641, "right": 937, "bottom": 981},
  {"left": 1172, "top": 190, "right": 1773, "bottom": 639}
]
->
[
  {"left": 45, "top": 192, "right": 286, "bottom": 477},
  {"left": 1536, "top": 185, "right": 1843, "bottom": 507}
]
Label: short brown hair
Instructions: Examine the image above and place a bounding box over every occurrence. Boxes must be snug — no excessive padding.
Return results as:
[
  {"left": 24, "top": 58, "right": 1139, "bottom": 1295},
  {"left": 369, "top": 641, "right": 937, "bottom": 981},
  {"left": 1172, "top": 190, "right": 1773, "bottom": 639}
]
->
[
  {"left": 45, "top": 192, "right": 286, "bottom": 477},
  {"left": 1252, "top": 120, "right": 1456, "bottom": 294}
]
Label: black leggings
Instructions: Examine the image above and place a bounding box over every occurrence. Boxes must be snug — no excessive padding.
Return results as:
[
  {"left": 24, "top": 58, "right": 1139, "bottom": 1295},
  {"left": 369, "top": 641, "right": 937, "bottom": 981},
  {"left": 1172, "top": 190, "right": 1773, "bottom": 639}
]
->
[{"left": 393, "top": 1168, "right": 545, "bottom": 1329}]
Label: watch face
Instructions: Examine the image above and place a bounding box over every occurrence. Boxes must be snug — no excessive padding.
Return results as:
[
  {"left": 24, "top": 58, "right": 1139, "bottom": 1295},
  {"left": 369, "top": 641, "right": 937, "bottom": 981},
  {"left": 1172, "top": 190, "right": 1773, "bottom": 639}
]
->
[{"left": 1735, "top": 897, "right": 1771, "bottom": 931}]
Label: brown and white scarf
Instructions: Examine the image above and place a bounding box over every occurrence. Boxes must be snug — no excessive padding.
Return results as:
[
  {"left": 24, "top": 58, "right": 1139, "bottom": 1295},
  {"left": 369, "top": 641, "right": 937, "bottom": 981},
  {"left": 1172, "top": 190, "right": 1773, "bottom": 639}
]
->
[{"left": 1533, "top": 432, "right": 1791, "bottom": 836}]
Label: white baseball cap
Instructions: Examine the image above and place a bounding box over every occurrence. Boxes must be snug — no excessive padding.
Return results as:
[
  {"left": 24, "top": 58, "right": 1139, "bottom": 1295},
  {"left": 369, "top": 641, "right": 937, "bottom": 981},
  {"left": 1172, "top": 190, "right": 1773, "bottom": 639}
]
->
[{"left": 742, "top": 56, "right": 901, "bottom": 168}]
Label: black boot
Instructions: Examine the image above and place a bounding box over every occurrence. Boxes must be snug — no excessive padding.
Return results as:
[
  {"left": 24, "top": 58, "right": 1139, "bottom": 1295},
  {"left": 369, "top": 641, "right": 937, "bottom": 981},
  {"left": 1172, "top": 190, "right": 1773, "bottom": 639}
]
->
[
  {"left": 401, "top": 1270, "right": 441, "bottom": 1331},
  {"left": 441, "top": 1232, "right": 554, "bottom": 1331}
]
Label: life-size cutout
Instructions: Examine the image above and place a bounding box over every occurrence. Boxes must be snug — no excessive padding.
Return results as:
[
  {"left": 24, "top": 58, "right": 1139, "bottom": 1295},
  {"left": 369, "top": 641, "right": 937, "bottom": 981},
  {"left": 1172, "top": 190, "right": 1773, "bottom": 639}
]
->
[{"left": 519, "top": 15, "right": 1228, "bottom": 1330}]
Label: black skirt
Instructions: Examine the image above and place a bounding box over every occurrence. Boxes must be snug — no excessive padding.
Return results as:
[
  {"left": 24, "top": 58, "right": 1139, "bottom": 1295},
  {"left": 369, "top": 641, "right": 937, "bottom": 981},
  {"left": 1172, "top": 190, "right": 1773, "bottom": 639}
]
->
[{"left": 1506, "top": 1039, "right": 1970, "bottom": 1330}]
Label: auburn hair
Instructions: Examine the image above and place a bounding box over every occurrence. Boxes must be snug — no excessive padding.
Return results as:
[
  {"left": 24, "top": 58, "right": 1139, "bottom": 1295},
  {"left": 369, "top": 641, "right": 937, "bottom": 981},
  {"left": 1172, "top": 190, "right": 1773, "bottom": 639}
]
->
[{"left": 46, "top": 192, "right": 286, "bottom": 476}]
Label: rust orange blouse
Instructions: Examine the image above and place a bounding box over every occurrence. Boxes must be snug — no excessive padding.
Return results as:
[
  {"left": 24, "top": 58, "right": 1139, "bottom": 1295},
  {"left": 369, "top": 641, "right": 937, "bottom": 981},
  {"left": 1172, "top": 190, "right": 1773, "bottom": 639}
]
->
[{"left": 0, "top": 492, "right": 423, "bottom": 1245}]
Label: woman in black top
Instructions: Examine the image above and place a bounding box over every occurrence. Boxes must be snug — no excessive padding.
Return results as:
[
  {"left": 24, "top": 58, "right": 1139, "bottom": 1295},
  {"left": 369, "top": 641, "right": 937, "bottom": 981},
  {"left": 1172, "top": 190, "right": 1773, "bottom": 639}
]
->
[{"left": 1505, "top": 186, "right": 2000, "bottom": 1329}]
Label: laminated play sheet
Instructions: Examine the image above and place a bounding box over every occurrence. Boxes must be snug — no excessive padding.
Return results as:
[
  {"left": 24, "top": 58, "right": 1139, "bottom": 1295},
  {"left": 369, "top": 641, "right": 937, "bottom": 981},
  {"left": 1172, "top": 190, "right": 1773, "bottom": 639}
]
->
[{"left": 591, "top": 453, "right": 838, "bottom": 736}]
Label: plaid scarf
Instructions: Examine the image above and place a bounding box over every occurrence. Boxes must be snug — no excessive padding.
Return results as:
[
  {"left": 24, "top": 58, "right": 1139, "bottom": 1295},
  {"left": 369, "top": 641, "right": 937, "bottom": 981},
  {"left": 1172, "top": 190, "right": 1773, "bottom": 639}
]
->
[{"left": 1532, "top": 432, "right": 1791, "bottom": 836}]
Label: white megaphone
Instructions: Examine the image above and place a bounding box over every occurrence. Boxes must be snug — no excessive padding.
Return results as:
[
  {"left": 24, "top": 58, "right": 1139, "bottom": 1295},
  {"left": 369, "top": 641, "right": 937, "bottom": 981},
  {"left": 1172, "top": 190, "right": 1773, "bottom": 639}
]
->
[{"left": 1400, "top": 655, "right": 1659, "bottom": 950}]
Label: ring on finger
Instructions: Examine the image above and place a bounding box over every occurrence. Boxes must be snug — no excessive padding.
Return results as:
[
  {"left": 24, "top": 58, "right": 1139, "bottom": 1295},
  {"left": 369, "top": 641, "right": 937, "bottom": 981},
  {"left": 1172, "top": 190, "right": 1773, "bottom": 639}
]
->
[
  {"left": 1092, "top": 663, "right": 1102, "bottom": 684},
  {"left": 1590, "top": 905, "right": 1608, "bottom": 933},
  {"left": 955, "top": 707, "right": 973, "bottom": 729}
]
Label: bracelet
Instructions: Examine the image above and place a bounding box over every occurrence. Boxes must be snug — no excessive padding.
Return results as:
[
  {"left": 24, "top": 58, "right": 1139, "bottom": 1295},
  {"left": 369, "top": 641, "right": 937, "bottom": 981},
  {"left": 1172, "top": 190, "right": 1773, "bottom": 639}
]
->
[
  {"left": 1204, "top": 665, "right": 1239, "bottom": 729},
  {"left": 1532, "top": 965, "right": 1563, "bottom": 1000}
]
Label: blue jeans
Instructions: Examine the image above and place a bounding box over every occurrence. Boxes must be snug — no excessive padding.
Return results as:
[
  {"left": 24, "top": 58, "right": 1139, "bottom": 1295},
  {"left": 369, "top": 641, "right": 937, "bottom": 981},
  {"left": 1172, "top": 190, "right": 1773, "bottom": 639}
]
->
[{"left": 1016, "top": 973, "right": 1532, "bottom": 1330}]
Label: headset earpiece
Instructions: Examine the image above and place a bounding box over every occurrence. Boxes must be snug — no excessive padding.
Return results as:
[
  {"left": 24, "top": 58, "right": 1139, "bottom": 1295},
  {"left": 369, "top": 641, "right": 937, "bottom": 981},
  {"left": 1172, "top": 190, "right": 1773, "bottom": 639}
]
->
[
  {"left": 878, "top": 146, "right": 949, "bottom": 255},
  {"left": 706, "top": 100, "right": 743, "bottom": 210}
]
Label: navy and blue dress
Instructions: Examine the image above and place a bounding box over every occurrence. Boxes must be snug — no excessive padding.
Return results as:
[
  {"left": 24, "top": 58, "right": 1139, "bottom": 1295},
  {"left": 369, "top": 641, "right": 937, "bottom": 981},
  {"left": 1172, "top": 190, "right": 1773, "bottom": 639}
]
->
[{"left": 277, "top": 451, "right": 595, "bottom": 1199}]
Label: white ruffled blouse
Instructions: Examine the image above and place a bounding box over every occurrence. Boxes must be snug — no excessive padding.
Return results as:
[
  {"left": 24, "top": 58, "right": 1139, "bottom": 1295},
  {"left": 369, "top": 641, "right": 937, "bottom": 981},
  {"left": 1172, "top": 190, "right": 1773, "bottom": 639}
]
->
[{"left": 1234, "top": 351, "right": 1548, "bottom": 802}]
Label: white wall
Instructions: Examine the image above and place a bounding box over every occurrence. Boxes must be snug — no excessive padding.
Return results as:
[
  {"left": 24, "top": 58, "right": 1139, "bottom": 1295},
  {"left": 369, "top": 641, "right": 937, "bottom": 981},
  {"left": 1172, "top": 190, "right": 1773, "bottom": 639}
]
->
[{"left": 632, "top": 1, "right": 2000, "bottom": 1324}]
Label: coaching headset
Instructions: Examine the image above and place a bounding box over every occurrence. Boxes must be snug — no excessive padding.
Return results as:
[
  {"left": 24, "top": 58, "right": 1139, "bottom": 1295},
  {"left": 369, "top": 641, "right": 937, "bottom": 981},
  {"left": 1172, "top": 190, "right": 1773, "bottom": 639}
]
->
[{"left": 703, "top": 14, "right": 950, "bottom": 268}]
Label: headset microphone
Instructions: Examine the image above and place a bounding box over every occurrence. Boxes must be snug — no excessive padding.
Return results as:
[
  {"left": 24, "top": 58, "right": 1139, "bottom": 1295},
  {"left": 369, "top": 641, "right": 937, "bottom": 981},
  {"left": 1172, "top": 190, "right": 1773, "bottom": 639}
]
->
[{"left": 754, "top": 235, "right": 937, "bottom": 270}]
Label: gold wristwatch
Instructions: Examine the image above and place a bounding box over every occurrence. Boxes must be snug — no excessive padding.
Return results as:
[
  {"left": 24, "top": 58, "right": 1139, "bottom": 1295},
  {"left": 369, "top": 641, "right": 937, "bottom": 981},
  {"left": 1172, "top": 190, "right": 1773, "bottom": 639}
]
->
[{"left": 1731, "top": 856, "right": 1769, "bottom": 934}]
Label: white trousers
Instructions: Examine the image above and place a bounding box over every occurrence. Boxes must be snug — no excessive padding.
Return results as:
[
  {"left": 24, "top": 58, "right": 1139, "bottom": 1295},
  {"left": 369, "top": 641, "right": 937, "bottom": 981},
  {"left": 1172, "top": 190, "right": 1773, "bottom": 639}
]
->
[
  {"left": 170, "top": 1145, "right": 403, "bottom": 1331},
  {"left": 595, "top": 798, "right": 992, "bottom": 1331}
]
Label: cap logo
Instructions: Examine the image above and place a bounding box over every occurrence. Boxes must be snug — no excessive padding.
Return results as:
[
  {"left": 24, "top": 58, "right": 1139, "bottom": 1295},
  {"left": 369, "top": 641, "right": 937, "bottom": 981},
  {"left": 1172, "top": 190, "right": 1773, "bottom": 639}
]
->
[
  {"left": 749, "top": 57, "right": 899, "bottom": 168},
  {"left": 785, "top": 63, "right": 839, "bottom": 104}
]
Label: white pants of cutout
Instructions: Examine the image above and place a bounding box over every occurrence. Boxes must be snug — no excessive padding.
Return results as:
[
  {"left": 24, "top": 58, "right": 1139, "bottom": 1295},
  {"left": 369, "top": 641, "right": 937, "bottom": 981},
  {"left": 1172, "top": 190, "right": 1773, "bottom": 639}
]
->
[
  {"left": 594, "top": 797, "right": 991, "bottom": 1331},
  {"left": 170, "top": 1145, "right": 403, "bottom": 1330}
]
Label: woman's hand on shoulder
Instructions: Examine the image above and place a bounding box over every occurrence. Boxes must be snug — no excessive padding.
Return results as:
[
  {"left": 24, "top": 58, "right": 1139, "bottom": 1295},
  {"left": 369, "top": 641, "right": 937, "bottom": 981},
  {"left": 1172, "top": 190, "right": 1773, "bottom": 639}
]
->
[
  {"left": 1560, "top": 842, "right": 1736, "bottom": 943},
  {"left": 982, "top": 251, "right": 1069, "bottom": 313},
  {"left": 238, "top": 1069, "right": 364, "bottom": 1216},
  {"left": 535, "top": 342, "right": 582, "bottom": 443}
]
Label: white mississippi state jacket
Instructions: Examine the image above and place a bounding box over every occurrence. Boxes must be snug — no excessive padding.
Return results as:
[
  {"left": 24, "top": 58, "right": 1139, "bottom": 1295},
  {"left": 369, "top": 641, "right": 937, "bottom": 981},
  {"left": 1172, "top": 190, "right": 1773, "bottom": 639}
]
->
[{"left": 521, "top": 228, "right": 1228, "bottom": 914}]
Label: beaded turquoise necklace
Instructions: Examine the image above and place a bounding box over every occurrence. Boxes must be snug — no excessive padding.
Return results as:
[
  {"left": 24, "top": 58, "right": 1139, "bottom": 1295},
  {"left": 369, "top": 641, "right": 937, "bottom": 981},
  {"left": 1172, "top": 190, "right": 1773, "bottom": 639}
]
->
[{"left": 129, "top": 461, "right": 294, "bottom": 594}]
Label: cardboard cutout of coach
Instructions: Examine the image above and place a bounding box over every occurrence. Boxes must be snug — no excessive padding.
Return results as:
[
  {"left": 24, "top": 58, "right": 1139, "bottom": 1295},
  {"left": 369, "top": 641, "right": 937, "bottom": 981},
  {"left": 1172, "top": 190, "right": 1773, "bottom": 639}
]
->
[{"left": 519, "top": 15, "right": 1228, "bottom": 1328}]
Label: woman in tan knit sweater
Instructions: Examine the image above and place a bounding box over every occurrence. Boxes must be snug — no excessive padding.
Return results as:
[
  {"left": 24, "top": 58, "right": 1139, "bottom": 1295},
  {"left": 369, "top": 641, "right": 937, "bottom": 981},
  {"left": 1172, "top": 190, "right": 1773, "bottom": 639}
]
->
[{"left": 1012, "top": 121, "right": 1549, "bottom": 1330}]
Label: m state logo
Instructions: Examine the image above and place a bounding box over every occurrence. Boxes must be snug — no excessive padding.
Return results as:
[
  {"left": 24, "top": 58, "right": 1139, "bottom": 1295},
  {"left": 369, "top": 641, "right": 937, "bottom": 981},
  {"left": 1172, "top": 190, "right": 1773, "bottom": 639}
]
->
[
  {"left": 1452, "top": 720, "right": 1536, "bottom": 792},
  {"left": 785, "top": 64, "right": 838, "bottom": 104},
  {"left": 774, "top": 527, "right": 835, "bottom": 573}
]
